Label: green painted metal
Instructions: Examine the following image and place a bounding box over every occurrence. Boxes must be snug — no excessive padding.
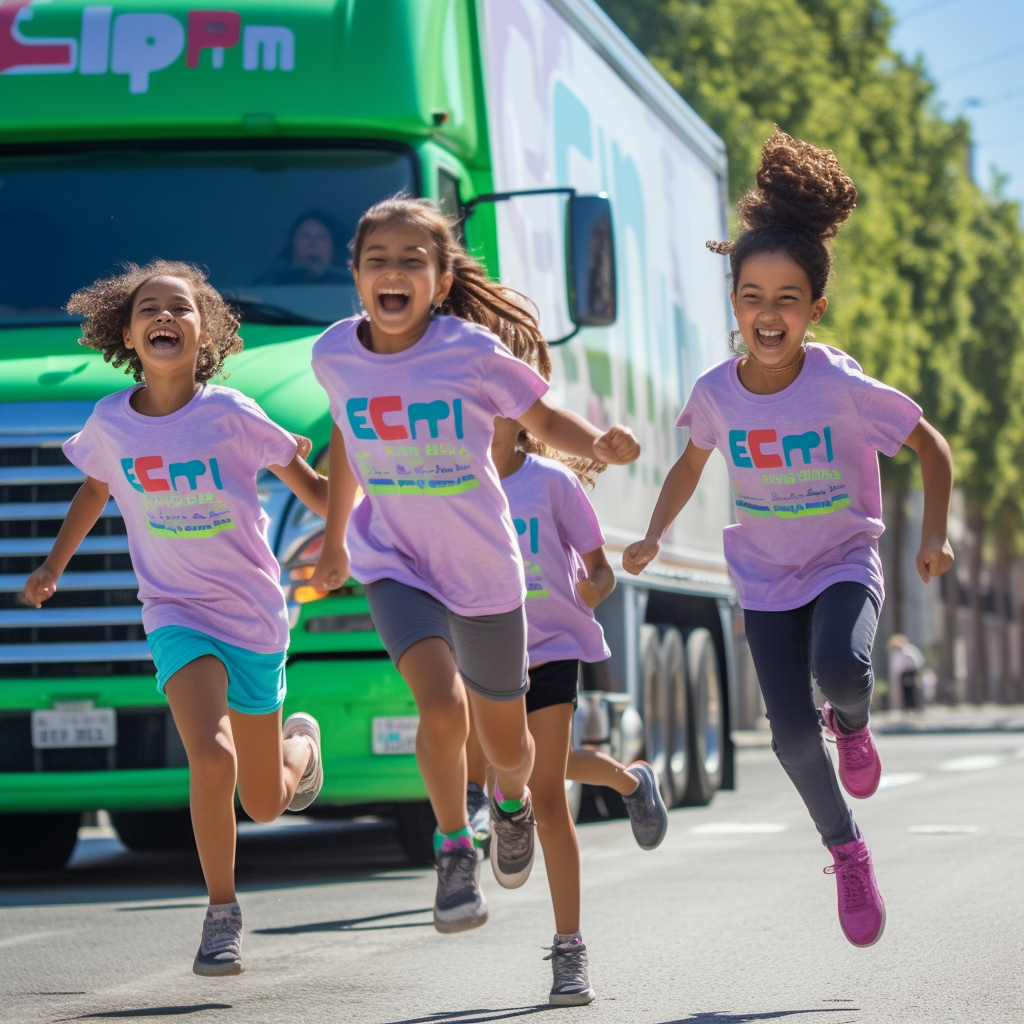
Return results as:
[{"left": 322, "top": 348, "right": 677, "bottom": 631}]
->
[{"left": 0, "top": 0, "right": 493, "bottom": 817}]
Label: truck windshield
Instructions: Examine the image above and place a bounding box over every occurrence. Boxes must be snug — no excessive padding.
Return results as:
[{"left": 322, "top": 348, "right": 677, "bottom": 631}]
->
[{"left": 0, "top": 146, "right": 415, "bottom": 328}]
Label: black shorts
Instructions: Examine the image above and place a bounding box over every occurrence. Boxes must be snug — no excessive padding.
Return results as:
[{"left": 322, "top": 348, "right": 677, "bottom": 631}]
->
[{"left": 525, "top": 659, "right": 580, "bottom": 714}]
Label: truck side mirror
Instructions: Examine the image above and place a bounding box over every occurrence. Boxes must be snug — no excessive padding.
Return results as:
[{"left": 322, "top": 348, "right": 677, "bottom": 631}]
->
[{"left": 566, "top": 194, "right": 616, "bottom": 328}]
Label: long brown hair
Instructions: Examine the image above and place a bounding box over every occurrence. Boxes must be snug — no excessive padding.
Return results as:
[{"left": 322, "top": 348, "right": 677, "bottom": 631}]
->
[{"left": 351, "top": 195, "right": 605, "bottom": 486}]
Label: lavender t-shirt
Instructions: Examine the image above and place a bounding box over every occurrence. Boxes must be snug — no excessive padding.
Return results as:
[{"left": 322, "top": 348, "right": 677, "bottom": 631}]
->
[
  {"left": 677, "top": 344, "right": 922, "bottom": 611},
  {"left": 63, "top": 384, "right": 297, "bottom": 652},
  {"left": 503, "top": 454, "right": 610, "bottom": 665},
  {"left": 311, "top": 315, "right": 549, "bottom": 616}
]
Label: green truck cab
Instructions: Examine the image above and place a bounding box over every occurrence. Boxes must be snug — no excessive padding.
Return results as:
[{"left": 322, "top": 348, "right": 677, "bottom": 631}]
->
[{"left": 1, "top": 0, "right": 745, "bottom": 871}]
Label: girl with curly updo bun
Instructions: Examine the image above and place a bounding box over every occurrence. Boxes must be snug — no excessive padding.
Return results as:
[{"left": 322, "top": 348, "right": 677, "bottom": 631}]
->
[
  {"left": 624, "top": 130, "right": 954, "bottom": 949},
  {"left": 22, "top": 261, "right": 329, "bottom": 976}
]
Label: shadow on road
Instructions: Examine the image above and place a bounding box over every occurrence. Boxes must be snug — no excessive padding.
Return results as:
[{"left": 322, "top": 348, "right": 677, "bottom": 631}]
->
[
  {"left": 379, "top": 1008, "right": 555, "bottom": 1024},
  {"left": 657, "top": 1010, "right": 858, "bottom": 1023},
  {"left": 254, "top": 905, "right": 434, "bottom": 934},
  {"left": 0, "top": 819, "right": 417, "bottom": 909},
  {"left": 58, "top": 1005, "right": 231, "bottom": 1019}
]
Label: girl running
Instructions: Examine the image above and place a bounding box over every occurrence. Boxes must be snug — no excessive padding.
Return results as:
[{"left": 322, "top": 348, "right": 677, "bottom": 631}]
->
[
  {"left": 21, "top": 261, "right": 329, "bottom": 976},
  {"left": 623, "top": 131, "right": 954, "bottom": 948},
  {"left": 466, "top": 415, "right": 668, "bottom": 1005},
  {"left": 308, "top": 196, "right": 640, "bottom": 935}
]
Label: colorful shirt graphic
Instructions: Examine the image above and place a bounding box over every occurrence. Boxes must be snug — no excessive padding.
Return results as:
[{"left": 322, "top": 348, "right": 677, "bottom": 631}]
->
[
  {"left": 503, "top": 455, "right": 610, "bottom": 665},
  {"left": 677, "top": 344, "right": 922, "bottom": 611},
  {"left": 311, "top": 315, "right": 549, "bottom": 617},
  {"left": 63, "top": 385, "right": 297, "bottom": 653}
]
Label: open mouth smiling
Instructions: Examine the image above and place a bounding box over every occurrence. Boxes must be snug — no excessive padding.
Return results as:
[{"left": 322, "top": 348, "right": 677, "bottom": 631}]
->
[
  {"left": 755, "top": 328, "right": 785, "bottom": 348},
  {"left": 377, "top": 288, "right": 410, "bottom": 313},
  {"left": 147, "top": 328, "right": 180, "bottom": 350}
]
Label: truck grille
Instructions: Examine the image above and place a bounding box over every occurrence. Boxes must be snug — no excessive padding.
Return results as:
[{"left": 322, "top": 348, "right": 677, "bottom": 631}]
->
[{"left": 0, "top": 403, "right": 152, "bottom": 679}]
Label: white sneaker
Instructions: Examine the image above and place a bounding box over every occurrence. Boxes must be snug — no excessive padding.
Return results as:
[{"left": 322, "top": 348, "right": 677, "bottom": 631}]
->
[{"left": 283, "top": 712, "right": 322, "bottom": 812}]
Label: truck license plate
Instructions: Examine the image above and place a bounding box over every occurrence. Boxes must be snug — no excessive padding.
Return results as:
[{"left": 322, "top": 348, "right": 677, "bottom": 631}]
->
[
  {"left": 371, "top": 716, "right": 419, "bottom": 755},
  {"left": 31, "top": 708, "right": 116, "bottom": 749}
]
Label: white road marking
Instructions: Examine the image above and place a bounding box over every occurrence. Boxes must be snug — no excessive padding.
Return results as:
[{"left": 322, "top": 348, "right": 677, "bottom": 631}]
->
[
  {"left": 907, "top": 825, "right": 979, "bottom": 834},
  {"left": 879, "top": 772, "right": 926, "bottom": 789},
  {"left": 690, "top": 822, "right": 788, "bottom": 834},
  {"left": 0, "top": 930, "right": 61, "bottom": 949},
  {"left": 938, "top": 755, "right": 1003, "bottom": 772}
]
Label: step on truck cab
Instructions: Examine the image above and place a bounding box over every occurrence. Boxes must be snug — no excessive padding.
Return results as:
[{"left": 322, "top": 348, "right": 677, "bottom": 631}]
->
[{"left": 0, "top": 0, "right": 747, "bottom": 870}]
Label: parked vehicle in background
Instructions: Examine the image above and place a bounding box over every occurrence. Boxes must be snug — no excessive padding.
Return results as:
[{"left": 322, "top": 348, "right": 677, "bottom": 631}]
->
[{"left": 0, "top": 0, "right": 747, "bottom": 871}]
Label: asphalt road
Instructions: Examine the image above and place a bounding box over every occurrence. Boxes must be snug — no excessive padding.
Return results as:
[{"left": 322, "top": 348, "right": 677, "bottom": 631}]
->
[{"left": 1, "top": 732, "right": 1022, "bottom": 1024}]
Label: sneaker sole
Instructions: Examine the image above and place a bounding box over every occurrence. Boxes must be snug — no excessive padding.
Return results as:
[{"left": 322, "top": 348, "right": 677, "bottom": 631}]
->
[
  {"left": 490, "top": 846, "right": 534, "bottom": 889},
  {"left": 625, "top": 761, "right": 669, "bottom": 850},
  {"left": 843, "top": 904, "right": 886, "bottom": 948},
  {"left": 433, "top": 908, "right": 488, "bottom": 934},
  {"left": 193, "top": 958, "right": 244, "bottom": 977},
  {"left": 550, "top": 989, "right": 596, "bottom": 1006},
  {"left": 284, "top": 714, "right": 323, "bottom": 812}
]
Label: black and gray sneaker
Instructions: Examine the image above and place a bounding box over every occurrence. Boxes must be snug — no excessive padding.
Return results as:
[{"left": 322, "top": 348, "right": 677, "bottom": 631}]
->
[
  {"left": 283, "top": 712, "right": 323, "bottom": 812},
  {"left": 489, "top": 788, "right": 536, "bottom": 888},
  {"left": 544, "top": 938, "right": 595, "bottom": 1006},
  {"left": 622, "top": 760, "right": 668, "bottom": 850},
  {"left": 467, "top": 782, "right": 491, "bottom": 857},
  {"left": 193, "top": 903, "right": 244, "bottom": 977},
  {"left": 434, "top": 846, "right": 488, "bottom": 933}
]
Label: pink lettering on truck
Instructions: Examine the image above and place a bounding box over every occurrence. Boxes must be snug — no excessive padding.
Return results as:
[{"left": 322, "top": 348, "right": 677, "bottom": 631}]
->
[{"left": 0, "top": 0, "right": 293, "bottom": 92}]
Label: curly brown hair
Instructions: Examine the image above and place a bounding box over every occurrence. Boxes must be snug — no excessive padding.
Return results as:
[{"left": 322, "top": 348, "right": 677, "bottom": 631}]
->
[
  {"left": 707, "top": 129, "right": 857, "bottom": 300},
  {"left": 351, "top": 195, "right": 605, "bottom": 486},
  {"left": 66, "top": 260, "right": 242, "bottom": 383}
]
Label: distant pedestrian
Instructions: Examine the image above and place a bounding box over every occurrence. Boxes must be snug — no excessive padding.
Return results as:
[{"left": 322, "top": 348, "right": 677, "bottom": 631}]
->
[
  {"left": 308, "top": 196, "right": 640, "bottom": 935},
  {"left": 21, "top": 261, "right": 329, "bottom": 976},
  {"left": 887, "top": 633, "right": 927, "bottom": 710},
  {"left": 465, "top": 416, "right": 668, "bottom": 1005},
  {"left": 623, "top": 130, "right": 954, "bottom": 948}
]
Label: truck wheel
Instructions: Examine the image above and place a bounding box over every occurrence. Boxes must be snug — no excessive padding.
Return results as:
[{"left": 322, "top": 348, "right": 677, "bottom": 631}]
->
[
  {"left": 0, "top": 812, "right": 81, "bottom": 871},
  {"left": 681, "top": 628, "right": 726, "bottom": 806},
  {"left": 640, "top": 624, "right": 671, "bottom": 801},
  {"left": 109, "top": 809, "right": 195, "bottom": 852},
  {"left": 658, "top": 625, "right": 690, "bottom": 807},
  {"left": 394, "top": 800, "right": 437, "bottom": 866}
]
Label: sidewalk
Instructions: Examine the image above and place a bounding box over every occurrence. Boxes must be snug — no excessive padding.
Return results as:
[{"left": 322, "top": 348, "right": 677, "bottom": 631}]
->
[{"left": 733, "top": 703, "right": 1024, "bottom": 747}]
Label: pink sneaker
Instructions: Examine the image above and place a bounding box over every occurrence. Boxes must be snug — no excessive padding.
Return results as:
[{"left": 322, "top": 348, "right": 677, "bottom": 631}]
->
[
  {"left": 821, "top": 701, "right": 881, "bottom": 798},
  {"left": 825, "top": 837, "right": 886, "bottom": 947}
]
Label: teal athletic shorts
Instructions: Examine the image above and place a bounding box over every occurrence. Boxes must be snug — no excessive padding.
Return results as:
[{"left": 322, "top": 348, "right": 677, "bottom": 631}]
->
[{"left": 148, "top": 625, "right": 287, "bottom": 716}]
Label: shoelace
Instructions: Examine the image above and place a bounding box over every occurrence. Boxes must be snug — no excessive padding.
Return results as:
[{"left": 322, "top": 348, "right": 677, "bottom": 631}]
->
[
  {"left": 544, "top": 943, "right": 589, "bottom": 991},
  {"left": 437, "top": 848, "right": 478, "bottom": 892},
  {"left": 492, "top": 802, "right": 535, "bottom": 860},
  {"left": 824, "top": 849, "right": 874, "bottom": 911},
  {"left": 202, "top": 913, "right": 242, "bottom": 959}
]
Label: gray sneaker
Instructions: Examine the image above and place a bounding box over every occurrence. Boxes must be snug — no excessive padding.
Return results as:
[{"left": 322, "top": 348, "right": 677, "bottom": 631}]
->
[
  {"left": 489, "top": 788, "right": 535, "bottom": 888},
  {"left": 622, "top": 761, "right": 668, "bottom": 850},
  {"left": 467, "top": 782, "right": 491, "bottom": 856},
  {"left": 434, "top": 846, "right": 488, "bottom": 933},
  {"left": 283, "top": 712, "right": 323, "bottom": 812},
  {"left": 544, "top": 938, "right": 595, "bottom": 1006},
  {"left": 193, "top": 903, "right": 243, "bottom": 977}
]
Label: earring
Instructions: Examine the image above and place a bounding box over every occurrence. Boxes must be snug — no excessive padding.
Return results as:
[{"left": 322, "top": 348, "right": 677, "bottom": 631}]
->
[{"left": 729, "top": 329, "right": 744, "bottom": 350}]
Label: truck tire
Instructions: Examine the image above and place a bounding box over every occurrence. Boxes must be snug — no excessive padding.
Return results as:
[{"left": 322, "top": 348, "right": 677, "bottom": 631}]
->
[
  {"left": 658, "top": 625, "right": 690, "bottom": 808},
  {"left": 0, "top": 812, "right": 81, "bottom": 871},
  {"left": 110, "top": 809, "right": 195, "bottom": 852},
  {"left": 640, "top": 624, "right": 671, "bottom": 801},
  {"left": 681, "top": 628, "right": 726, "bottom": 806},
  {"left": 394, "top": 800, "right": 436, "bottom": 866}
]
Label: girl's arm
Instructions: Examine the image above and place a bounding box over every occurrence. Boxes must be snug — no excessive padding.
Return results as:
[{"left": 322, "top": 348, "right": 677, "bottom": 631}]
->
[
  {"left": 21, "top": 476, "right": 109, "bottom": 607},
  {"left": 577, "top": 546, "right": 615, "bottom": 609},
  {"left": 269, "top": 450, "right": 329, "bottom": 519},
  {"left": 309, "top": 425, "right": 361, "bottom": 591},
  {"left": 519, "top": 397, "right": 640, "bottom": 465},
  {"left": 622, "top": 440, "right": 713, "bottom": 575},
  {"left": 902, "top": 417, "right": 954, "bottom": 582}
]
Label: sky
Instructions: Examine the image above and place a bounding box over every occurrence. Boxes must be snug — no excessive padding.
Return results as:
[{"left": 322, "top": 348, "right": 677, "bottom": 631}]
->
[{"left": 884, "top": 0, "right": 1024, "bottom": 210}]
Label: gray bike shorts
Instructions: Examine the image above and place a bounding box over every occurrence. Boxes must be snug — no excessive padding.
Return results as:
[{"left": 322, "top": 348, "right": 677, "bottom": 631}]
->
[{"left": 365, "top": 578, "right": 529, "bottom": 703}]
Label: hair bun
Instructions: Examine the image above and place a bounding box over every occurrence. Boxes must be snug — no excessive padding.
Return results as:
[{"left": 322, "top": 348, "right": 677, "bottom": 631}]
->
[
  {"left": 737, "top": 128, "right": 857, "bottom": 240},
  {"left": 705, "top": 239, "right": 734, "bottom": 255}
]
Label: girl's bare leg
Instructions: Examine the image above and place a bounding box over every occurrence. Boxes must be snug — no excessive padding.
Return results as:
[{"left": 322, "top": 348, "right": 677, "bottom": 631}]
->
[
  {"left": 467, "top": 690, "right": 534, "bottom": 801},
  {"left": 229, "top": 707, "right": 310, "bottom": 823},
  {"left": 465, "top": 713, "right": 488, "bottom": 789},
  {"left": 164, "top": 657, "right": 238, "bottom": 906},
  {"left": 396, "top": 637, "right": 470, "bottom": 833},
  {"left": 567, "top": 748, "right": 639, "bottom": 796},
  {"left": 528, "top": 703, "right": 580, "bottom": 935}
]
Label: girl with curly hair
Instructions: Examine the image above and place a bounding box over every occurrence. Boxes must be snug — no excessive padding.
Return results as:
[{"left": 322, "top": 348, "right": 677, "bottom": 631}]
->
[
  {"left": 308, "top": 196, "right": 640, "bottom": 937},
  {"left": 21, "top": 260, "right": 329, "bottom": 976},
  {"left": 624, "top": 131, "right": 954, "bottom": 948}
]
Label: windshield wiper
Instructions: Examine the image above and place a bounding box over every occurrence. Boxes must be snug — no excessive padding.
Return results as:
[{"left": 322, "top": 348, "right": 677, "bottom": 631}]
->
[{"left": 221, "top": 295, "right": 326, "bottom": 326}]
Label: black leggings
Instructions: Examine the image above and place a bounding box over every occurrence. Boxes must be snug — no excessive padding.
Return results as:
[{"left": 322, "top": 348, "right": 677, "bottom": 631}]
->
[{"left": 744, "top": 581, "right": 879, "bottom": 848}]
